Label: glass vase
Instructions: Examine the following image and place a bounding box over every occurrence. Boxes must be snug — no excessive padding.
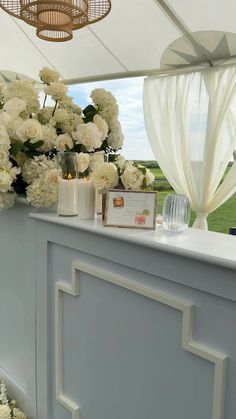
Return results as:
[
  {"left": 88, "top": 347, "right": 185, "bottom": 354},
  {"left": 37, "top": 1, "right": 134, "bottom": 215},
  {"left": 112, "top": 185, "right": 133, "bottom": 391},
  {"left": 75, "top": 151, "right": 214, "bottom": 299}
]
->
[
  {"left": 162, "top": 194, "right": 190, "bottom": 233},
  {"left": 89, "top": 152, "right": 109, "bottom": 215},
  {"left": 76, "top": 162, "right": 95, "bottom": 220}
]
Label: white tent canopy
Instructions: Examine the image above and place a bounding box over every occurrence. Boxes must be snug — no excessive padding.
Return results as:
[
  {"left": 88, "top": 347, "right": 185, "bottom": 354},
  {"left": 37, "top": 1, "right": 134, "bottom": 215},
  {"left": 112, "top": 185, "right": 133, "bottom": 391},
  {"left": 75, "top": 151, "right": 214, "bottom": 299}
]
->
[{"left": 1, "top": 0, "right": 236, "bottom": 83}]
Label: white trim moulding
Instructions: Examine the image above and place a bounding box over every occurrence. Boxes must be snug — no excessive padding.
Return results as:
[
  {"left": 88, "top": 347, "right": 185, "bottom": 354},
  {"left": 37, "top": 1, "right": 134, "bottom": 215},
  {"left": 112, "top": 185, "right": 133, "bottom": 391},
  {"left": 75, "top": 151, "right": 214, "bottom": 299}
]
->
[{"left": 55, "top": 260, "right": 227, "bottom": 419}]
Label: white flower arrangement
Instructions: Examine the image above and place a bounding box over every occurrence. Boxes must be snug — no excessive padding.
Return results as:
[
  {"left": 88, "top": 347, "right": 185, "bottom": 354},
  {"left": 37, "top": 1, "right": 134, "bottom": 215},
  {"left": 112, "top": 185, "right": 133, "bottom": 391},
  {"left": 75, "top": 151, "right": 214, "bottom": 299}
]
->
[
  {"left": 0, "top": 67, "right": 124, "bottom": 209},
  {"left": 91, "top": 156, "right": 155, "bottom": 193},
  {"left": 0, "top": 380, "right": 26, "bottom": 419}
]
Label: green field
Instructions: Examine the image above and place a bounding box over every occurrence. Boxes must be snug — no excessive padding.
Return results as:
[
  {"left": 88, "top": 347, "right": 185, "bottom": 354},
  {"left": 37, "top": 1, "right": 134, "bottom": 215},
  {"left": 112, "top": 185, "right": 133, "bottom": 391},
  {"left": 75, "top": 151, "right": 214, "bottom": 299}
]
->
[{"left": 147, "top": 165, "right": 236, "bottom": 234}]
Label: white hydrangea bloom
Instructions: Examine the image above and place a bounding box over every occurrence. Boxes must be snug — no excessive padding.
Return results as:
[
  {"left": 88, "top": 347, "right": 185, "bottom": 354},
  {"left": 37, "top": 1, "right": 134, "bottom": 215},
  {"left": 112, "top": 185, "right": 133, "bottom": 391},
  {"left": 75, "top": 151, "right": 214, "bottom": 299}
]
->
[
  {"left": 53, "top": 108, "right": 69, "bottom": 123},
  {"left": 0, "top": 146, "right": 10, "bottom": 165},
  {"left": 0, "top": 192, "right": 15, "bottom": 210},
  {"left": 90, "top": 88, "right": 119, "bottom": 123},
  {"left": 26, "top": 170, "right": 58, "bottom": 207},
  {"left": 0, "top": 170, "right": 13, "bottom": 193},
  {"left": 4, "top": 80, "right": 40, "bottom": 115},
  {"left": 3, "top": 98, "right": 26, "bottom": 116},
  {"left": 58, "top": 97, "right": 81, "bottom": 115},
  {"left": 0, "top": 404, "right": 10, "bottom": 418},
  {"left": 21, "top": 155, "right": 57, "bottom": 184}
]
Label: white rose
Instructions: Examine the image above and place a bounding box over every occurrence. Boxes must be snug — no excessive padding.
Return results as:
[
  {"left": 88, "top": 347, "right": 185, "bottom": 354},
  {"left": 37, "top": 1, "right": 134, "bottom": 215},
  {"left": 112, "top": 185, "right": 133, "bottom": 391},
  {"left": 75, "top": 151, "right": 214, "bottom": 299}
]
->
[
  {"left": 93, "top": 114, "right": 108, "bottom": 141},
  {"left": 41, "top": 124, "right": 57, "bottom": 150},
  {"left": 3, "top": 97, "right": 26, "bottom": 115},
  {"left": 55, "top": 133, "right": 73, "bottom": 151},
  {"left": 72, "top": 122, "right": 102, "bottom": 152},
  {"left": 17, "top": 119, "right": 42, "bottom": 143},
  {"left": 144, "top": 168, "right": 155, "bottom": 186},
  {"left": 46, "top": 82, "right": 68, "bottom": 101},
  {"left": 121, "top": 165, "right": 144, "bottom": 190},
  {"left": 7, "top": 116, "right": 23, "bottom": 140},
  {"left": 75, "top": 152, "right": 89, "bottom": 174},
  {"left": 114, "top": 154, "right": 126, "bottom": 170},
  {"left": 0, "top": 404, "right": 11, "bottom": 418},
  {"left": 53, "top": 108, "right": 69, "bottom": 123},
  {"left": 91, "top": 162, "right": 119, "bottom": 192},
  {"left": 39, "top": 67, "right": 60, "bottom": 84},
  {"left": 44, "top": 169, "right": 58, "bottom": 188}
]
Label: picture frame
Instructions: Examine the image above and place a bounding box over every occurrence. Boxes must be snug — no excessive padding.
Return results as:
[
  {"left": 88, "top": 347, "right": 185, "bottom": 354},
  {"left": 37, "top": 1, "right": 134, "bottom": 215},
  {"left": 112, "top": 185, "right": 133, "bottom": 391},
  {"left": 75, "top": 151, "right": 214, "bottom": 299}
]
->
[{"left": 104, "top": 190, "right": 157, "bottom": 230}]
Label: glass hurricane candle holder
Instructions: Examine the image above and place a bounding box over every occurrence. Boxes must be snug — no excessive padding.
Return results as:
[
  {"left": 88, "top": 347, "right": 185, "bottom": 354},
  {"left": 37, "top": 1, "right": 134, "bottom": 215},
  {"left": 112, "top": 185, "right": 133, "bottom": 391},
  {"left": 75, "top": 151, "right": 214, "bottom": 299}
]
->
[
  {"left": 162, "top": 194, "right": 190, "bottom": 233},
  {"left": 89, "top": 152, "right": 109, "bottom": 215},
  {"left": 76, "top": 166, "right": 96, "bottom": 220},
  {"left": 57, "top": 152, "right": 78, "bottom": 216}
]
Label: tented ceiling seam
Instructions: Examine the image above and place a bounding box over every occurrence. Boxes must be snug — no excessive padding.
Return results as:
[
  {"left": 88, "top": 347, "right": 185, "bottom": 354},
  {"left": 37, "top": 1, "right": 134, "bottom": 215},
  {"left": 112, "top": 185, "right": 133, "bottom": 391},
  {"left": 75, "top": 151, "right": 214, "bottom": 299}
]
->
[
  {"left": 10, "top": 16, "right": 65, "bottom": 79},
  {"left": 88, "top": 26, "right": 129, "bottom": 72},
  {"left": 153, "top": 0, "right": 214, "bottom": 67}
]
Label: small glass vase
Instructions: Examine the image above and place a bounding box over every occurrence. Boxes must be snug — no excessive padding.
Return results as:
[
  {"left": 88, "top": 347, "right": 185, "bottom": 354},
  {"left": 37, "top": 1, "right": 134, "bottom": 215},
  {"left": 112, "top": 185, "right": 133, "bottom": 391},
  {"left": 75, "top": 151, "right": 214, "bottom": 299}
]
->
[
  {"left": 57, "top": 152, "right": 78, "bottom": 216},
  {"left": 162, "top": 194, "right": 190, "bottom": 233}
]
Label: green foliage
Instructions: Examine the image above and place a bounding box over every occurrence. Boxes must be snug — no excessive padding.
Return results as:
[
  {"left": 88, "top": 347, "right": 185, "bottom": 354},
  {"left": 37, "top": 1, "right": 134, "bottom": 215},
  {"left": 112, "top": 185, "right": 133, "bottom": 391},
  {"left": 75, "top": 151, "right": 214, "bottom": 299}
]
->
[
  {"left": 10, "top": 142, "right": 24, "bottom": 156},
  {"left": 83, "top": 105, "right": 97, "bottom": 123}
]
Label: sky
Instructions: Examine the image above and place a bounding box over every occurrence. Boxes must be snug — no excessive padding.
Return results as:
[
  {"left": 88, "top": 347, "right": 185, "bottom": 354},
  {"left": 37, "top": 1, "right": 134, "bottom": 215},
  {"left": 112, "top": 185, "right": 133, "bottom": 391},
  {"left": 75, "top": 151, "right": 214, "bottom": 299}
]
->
[{"left": 68, "top": 77, "right": 156, "bottom": 161}]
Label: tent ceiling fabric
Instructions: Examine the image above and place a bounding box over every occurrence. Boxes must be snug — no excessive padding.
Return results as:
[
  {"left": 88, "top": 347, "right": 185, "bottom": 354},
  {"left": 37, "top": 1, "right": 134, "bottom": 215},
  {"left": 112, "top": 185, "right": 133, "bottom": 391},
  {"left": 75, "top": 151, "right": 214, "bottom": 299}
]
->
[{"left": 0, "top": 0, "right": 235, "bottom": 82}]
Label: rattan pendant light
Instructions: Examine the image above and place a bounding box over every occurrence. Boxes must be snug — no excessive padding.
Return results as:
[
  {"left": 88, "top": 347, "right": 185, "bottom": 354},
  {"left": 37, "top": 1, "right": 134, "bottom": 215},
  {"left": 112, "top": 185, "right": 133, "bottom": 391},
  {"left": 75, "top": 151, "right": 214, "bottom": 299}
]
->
[{"left": 0, "top": 0, "right": 111, "bottom": 41}]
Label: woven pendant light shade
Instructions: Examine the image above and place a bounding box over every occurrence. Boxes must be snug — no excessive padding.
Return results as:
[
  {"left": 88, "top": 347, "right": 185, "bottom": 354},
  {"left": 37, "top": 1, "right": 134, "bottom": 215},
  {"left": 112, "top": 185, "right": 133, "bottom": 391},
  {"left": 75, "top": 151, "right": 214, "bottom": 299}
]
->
[{"left": 0, "top": 0, "right": 111, "bottom": 41}]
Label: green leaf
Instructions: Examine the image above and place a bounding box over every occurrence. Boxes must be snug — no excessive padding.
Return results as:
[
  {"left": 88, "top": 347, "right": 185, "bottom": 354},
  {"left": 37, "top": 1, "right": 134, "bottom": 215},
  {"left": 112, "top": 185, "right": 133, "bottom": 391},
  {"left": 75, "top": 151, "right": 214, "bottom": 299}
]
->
[
  {"left": 83, "top": 105, "right": 98, "bottom": 123},
  {"left": 25, "top": 139, "right": 44, "bottom": 149},
  {"left": 72, "top": 143, "right": 82, "bottom": 153},
  {"left": 25, "top": 149, "right": 42, "bottom": 158},
  {"left": 83, "top": 104, "right": 97, "bottom": 116},
  {"left": 10, "top": 142, "right": 24, "bottom": 156}
]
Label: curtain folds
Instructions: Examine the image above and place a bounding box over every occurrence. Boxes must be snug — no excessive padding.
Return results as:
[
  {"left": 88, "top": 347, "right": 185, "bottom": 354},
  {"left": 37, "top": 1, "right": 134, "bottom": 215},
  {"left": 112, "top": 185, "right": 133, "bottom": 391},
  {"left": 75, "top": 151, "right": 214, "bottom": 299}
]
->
[{"left": 143, "top": 66, "right": 236, "bottom": 230}]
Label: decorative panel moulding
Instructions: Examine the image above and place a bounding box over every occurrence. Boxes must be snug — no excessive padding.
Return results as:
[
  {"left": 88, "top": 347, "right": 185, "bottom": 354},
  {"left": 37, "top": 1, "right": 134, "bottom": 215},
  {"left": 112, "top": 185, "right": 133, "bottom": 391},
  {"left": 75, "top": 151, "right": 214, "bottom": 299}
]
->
[{"left": 55, "top": 261, "right": 227, "bottom": 419}]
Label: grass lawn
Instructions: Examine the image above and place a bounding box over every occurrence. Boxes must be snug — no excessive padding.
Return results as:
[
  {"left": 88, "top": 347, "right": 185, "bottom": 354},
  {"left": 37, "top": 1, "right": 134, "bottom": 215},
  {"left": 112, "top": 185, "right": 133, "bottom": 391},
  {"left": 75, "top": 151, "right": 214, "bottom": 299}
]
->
[{"left": 150, "top": 167, "right": 236, "bottom": 234}]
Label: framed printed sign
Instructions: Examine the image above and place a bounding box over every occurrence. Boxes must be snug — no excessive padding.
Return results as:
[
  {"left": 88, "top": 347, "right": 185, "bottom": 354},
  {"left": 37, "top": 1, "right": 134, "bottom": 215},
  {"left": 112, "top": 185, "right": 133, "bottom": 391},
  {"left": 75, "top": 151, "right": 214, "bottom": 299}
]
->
[{"left": 104, "top": 190, "right": 157, "bottom": 230}]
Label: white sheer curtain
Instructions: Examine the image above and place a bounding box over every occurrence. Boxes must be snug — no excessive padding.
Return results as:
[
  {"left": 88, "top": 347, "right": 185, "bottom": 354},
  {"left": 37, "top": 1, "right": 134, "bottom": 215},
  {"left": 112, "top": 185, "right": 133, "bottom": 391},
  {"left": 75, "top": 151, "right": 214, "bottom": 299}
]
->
[{"left": 143, "top": 66, "right": 236, "bottom": 229}]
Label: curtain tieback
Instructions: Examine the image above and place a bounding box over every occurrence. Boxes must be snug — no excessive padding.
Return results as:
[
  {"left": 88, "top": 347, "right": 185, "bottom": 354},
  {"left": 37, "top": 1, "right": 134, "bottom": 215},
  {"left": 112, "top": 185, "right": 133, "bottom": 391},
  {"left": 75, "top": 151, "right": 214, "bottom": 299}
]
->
[{"left": 196, "top": 212, "right": 208, "bottom": 219}]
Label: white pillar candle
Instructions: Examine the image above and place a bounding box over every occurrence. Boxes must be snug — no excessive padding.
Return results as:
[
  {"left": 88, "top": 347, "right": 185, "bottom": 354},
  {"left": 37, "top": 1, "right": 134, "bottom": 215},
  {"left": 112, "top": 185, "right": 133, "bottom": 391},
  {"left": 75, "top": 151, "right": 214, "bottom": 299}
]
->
[
  {"left": 58, "top": 178, "right": 78, "bottom": 216},
  {"left": 77, "top": 178, "right": 96, "bottom": 220}
]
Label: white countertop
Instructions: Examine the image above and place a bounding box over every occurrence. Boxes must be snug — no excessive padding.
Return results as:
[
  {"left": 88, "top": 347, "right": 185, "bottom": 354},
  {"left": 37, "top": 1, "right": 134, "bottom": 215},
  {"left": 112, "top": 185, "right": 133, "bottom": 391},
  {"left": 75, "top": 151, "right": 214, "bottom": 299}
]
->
[{"left": 30, "top": 212, "right": 236, "bottom": 270}]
